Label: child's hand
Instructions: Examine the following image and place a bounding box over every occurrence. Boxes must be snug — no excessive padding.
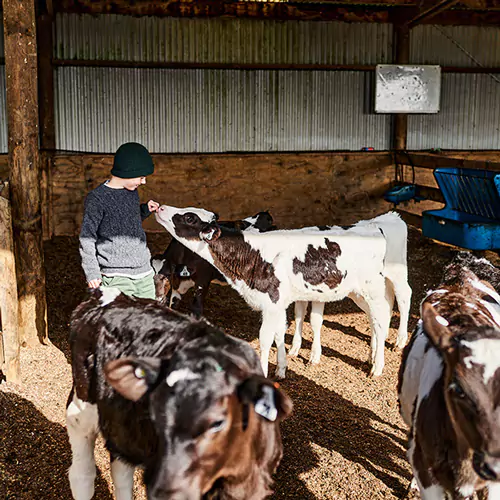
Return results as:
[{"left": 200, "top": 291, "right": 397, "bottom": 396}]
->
[
  {"left": 148, "top": 200, "right": 160, "bottom": 212},
  {"left": 88, "top": 278, "right": 102, "bottom": 289}
]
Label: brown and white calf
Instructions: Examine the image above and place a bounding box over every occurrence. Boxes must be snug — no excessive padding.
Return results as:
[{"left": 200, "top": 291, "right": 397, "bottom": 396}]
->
[
  {"left": 66, "top": 287, "right": 292, "bottom": 500},
  {"left": 155, "top": 205, "right": 396, "bottom": 379},
  {"left": 398, "top": 253, "right": 500, "bottom": 499},
  {"left": 151, "top": 211, "right": 277, "bottom": 317},
  {"left": 290, "top": 212, "right": 411, "bottom": 364}
]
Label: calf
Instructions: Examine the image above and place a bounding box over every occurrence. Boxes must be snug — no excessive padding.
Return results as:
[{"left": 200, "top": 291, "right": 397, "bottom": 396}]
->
[
  {"left": 66, "top": 288, "right": 292, "bottom": 500},
  {"left": 398, "top": 253, "right": 500, "bottom": 499},
  {"left": 151, "top": 211, "right": 277, "bottom": 317},
  {"left": 290, "top": 212, "right": 411, "bottom": 364},
  {"left": 155, "top": 205, "right": 394, "bottom": 379}
]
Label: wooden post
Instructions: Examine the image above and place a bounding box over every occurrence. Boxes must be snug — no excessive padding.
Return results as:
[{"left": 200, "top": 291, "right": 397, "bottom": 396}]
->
[
  {"left": 393, "top": 23, "right": 409, "bottom": 151},
  {"left": 3, "top": 0, "right": 48, "bottom": 346},
  {"left": 38, "top": 6, "right": 55, "bottom": 239},
  {"left": 0, "top": 182, "right": 21, "bottom": 383}
]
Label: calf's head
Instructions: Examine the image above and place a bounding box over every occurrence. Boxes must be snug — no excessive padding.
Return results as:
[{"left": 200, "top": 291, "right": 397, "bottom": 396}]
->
[
  {"left": 104, "top": 351, "right": 292, "bottom": 499},
  {"left": 422, "top": 301, "right": 500, "bottom": 481},
  {"left": 156, "top": 206, "right": 221, "bottom": 256},
  {"left": 243, "top": 211, "right": 278, "bottom": 233}
]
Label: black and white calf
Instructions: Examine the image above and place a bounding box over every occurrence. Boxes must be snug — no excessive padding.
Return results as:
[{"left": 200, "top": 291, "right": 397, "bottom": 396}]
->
[
  {"left": 66, "top": 288, "right": 292, "bottom": 500},
  {"left": 290, "top": 212, "right": 411, "bottom": 364},
  {"left": 151, "top": 211, "right": 277, "bottom": 317},
  {"left": 155, "top": 205, "right": 396, "bottom": 379},
  {"left": 398, "top": 253, "right": 500, "bottom": 499}
]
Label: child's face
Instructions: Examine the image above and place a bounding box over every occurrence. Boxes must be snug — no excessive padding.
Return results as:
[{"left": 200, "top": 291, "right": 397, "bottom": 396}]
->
[{"left": 123, "top": 177, "right": 147, "bottom": 191}]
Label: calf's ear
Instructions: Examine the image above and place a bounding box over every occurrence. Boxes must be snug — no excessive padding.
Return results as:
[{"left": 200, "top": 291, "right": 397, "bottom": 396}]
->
[
  {"left": 422, "top": 302, "right": 454, "bottom": 352},
  {"left": 104, "top": 357, "right": 163, "bottom": 402},
  {"left": 200, "top": 224, "right": 221, "bottom": 242},
  {"left": 237, "top": 375, "right": 293, "bottom": 423}
]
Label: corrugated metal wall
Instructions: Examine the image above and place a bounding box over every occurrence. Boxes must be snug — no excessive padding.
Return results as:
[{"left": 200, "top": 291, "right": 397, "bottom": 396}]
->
[
  {"left": 55, "top": 15, "right": 392, "bottom": 65},
  {"left": 407, "top": 25, "right": 500, "bottom": 150},
  {"left": 411, "top": 25, "right": 500, "bottom": 67},
  {"left": 54, "top": 15, "right": 392, "bottom": 152},
  {"left": 55, "top": 67, "right": 388, "bottom": 152},
  {"left": 1, "top": 15, "right": 500, "bottom": 153},
  {"left": 408, "top": 73, "right": 500, "bottom": 150}
]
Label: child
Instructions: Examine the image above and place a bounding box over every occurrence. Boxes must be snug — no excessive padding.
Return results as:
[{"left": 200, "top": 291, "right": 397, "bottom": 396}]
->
[{"left": 79, "top": 142, "right": 160, "bottom": 299}]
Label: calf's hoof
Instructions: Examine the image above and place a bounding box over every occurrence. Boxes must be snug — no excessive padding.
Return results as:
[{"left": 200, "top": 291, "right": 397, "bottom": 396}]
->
[
  {"left": 369, "top": 364, "right": 383, "bottom": 378},
  {"left": 288, "top": 343, "right": 301, "bottom": 357},
  {"left": 274, "top": 366, "right": 287, "bottom": 379},
  {"left": 309, "top": 349, "right": 321, "bottom": 365},
  {"left": 394, "top": 335, "right": 408, "bottom": 350}
]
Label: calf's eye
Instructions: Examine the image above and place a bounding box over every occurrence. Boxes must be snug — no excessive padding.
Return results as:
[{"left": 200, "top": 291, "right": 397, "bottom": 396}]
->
[
  {"left": 185, "top": 214, "right": 196, "bottom": 224},
  {"left": 207, "top": 420, "right": 226, "bottom": 434},
  {"left": 449, "top": 381, "right": 465, "bottom": 398}
]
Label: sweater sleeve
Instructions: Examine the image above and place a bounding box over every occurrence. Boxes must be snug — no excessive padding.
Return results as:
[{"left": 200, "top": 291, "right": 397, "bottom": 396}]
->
[
  {"left": 140, "top": 203, "right": 151, "bottom": 221},
  {"left": 79, "top": 193, "right": 104, "bottom": 282}
]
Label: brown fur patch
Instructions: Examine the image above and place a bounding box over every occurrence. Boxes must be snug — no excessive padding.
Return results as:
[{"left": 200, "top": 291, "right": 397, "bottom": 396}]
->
[
  {"left": 292, "top": 238, "right": 344, "bottom": 290},
  {"left": 208, "top": 231, "right": 281, "bottom": 304}
]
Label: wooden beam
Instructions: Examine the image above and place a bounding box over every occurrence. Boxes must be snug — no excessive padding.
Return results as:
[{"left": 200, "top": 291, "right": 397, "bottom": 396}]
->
[
  {"left": 403, "top": 0, "right": 461, "bottom": 28},
  {"left": 0, "top": 182, "right": 21, "bottom": 383},
  {"left": 37, "top": 6, "right": 55, "bottom": 240},
  {"left": 395, "top": 152, "right": 500, "bottom": 172},
  {"left": 52, "top": 59, "right": 500, "bottom": 74},
  {"left": 3, "top": 0, "right": 48, "bottom": 346},
  {"left": 37, "top": 10, "right": 55, "bottom": 152},
  {"left": 393, "top": 23, "right": 409, "bottom": 151},
  {"left": 53, "top": 0, "right": 392, "bottom": 21}
]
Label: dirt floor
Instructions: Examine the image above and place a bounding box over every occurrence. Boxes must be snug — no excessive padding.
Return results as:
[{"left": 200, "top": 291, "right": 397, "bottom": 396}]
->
[{"left": 1, "top": 226, "right": 499, "bottom": 500}]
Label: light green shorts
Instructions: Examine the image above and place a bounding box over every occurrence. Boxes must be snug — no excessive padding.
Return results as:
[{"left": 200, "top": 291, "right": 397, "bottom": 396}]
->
[{"left": 101, "top": 273, "right": 156, "bottom": 300}]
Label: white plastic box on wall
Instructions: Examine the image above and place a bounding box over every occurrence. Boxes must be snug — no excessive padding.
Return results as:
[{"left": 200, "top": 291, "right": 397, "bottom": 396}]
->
[{"left": 374, "top": 64, "right": 441, "bottom": 114}]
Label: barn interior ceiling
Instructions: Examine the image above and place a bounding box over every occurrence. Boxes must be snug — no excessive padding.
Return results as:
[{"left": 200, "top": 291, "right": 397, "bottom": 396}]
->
[{"left": 40, "top": 0, "right": 500, "bottom": 26}]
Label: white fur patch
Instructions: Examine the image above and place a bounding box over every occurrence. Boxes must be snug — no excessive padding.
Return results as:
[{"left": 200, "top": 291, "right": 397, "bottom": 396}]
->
[
  {"left": 436, "top": 315, "right": 449, "bottom": 327},
  {"left": 461, "top": 338, "right": 500, "bottom": 384},
  {"left": 151, "top": 259, "right": 165, "bottom": 274},
  {"left": 416, "top": 347, "right": 443, "bottom": 408},
  {"left": 472, "top": 280, "right": 500, "bottom": 307},
  {"left": 243, "top": 215, "right": 258, "bottom": 226},
  {"left": 99, "top": 287, "right": 121, "bottom": 306},
  {"left": 458, "top": 484, "right": 475, "bottom": 498},
  {"left": 166, "top": 369, "right": 201, "bottom": 387}
]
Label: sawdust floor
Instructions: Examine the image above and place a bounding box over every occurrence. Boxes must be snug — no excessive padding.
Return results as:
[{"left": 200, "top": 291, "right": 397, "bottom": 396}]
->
[{"left": 2, "top": 227, "right": 499, "bottom": 499}]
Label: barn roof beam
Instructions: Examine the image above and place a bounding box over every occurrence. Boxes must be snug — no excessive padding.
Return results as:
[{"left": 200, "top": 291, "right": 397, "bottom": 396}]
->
[
  {"left": 49, "top": 1, "right": 500, "bottom": 26},
  {"left": 401, "top": 0, "right": 462, "bottom": 28}
]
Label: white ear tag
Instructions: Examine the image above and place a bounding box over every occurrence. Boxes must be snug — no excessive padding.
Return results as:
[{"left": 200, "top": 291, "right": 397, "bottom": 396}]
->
[
  {"left": 134, "top": 367, "right": 146, "bottom": 379},
  {"left": 202, "top": 228, "right": 215, "bottom": 241},
  {"left": 254, "top": 385, "right": 278, "bottom": 422},
  {"left": 180, "top": 266, "right": 191, "bottom": 277}
]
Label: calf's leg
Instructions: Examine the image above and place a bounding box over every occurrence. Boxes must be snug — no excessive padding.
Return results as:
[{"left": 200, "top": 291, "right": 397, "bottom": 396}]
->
[
  {"left": 289, "top": 301, "right": 307, "bottom": 357},
  {"left": 259, "top": 309, "right": 287, "bottom": 379},
  {"left": 358, "top": 281, "right": 391, "bottom": 377},
  {"left": 309, "top": 301, "right": 325, "bottom": 364},
  {"left": 110, "top": 456, "right": 135, "bottom": 500},
  {"left": 392, "top": 275, "right": 412, "bottom": 349},
  {"left": 66, "top": 391, "right": 99, "bottom": 500}
]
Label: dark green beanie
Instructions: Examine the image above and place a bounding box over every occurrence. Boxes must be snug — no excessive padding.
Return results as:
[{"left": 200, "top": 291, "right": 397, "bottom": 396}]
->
[{"left": 111, "top": 142, "right": 154, "bottom": 178}]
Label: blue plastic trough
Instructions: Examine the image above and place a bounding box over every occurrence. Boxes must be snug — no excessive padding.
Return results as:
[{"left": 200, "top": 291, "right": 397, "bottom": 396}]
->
[{"left": 422, "top": 167, "right": 500, "bottom": 250}]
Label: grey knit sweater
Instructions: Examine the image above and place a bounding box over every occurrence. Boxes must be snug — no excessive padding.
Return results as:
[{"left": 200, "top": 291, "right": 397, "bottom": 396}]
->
[{"left": 79, "top": 183, "right": 153, "bottom": 282}]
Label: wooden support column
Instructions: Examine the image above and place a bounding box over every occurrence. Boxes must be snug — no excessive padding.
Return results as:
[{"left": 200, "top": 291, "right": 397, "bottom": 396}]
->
[
  {"left": 38, "top": 5, "right": 55, "bottom": 239},
  {"left": 0, "top": 182, "right": 21, "bottom": 382},
  {"left": 3, "top": 0, "right": 48, "bottom": 346},
  {"left": 393, "top": 23, "right": 409, "bottom": 151}
]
